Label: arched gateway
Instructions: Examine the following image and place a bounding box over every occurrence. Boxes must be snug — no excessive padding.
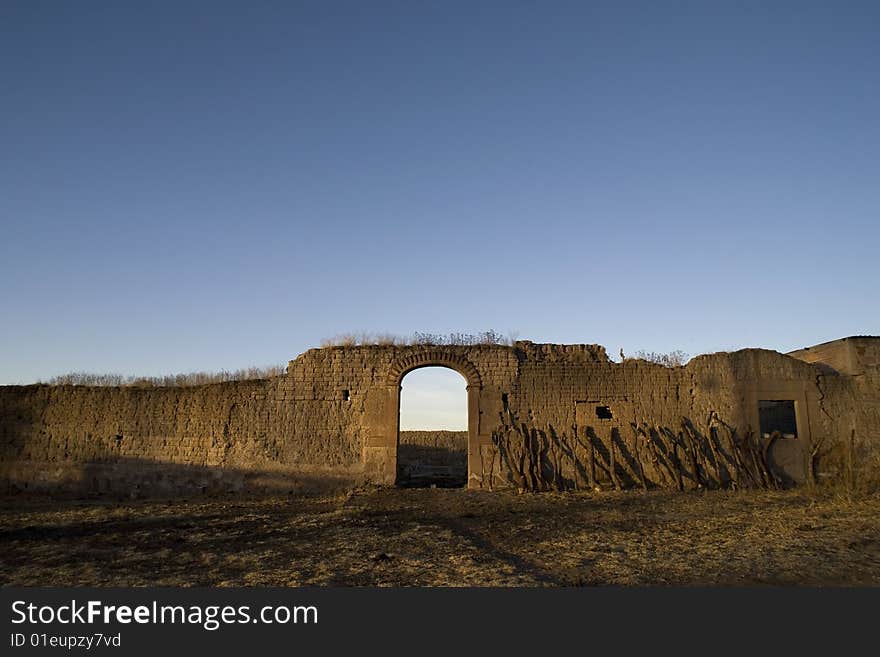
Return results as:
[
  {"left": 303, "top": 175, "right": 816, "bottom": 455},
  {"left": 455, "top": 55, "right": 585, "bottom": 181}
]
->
[{"left": 367, "top": 350, "right": 487, "bottom": 487}]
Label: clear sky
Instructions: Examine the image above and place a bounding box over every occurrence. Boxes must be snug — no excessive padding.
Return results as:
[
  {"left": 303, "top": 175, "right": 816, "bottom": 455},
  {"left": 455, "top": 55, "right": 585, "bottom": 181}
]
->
[{"left": 2, "top": 1, "right": 879, "bottom": 393}]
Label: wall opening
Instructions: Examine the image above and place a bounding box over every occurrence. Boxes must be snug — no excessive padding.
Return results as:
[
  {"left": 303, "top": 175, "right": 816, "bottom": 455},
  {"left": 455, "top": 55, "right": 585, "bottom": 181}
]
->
[
  {"left": 595, "top": 405, "right": 613, "bottom": 420},
  {"left": 758, "top": 400, "right": 798, "bottom": 438},
  {"left": 397, "top": 366, "right": 468, "bottom": 488}
]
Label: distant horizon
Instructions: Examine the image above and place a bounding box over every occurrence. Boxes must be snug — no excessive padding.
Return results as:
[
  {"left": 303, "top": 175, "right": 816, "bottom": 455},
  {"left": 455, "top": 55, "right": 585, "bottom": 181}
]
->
[{"left": 7, "top": 330, "right": 878, "bottom": 386}]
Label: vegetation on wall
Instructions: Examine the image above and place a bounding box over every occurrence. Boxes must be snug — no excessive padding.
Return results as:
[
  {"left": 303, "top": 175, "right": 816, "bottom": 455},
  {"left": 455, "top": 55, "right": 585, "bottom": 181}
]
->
[
  {"left": 629, "top": 350, "right": 690, "bottom": 367},
  {"left": 320, "top": 330, "right": 518, "bottom": 348},
  {"left": 41, "top": 365, "right": 286, "bottom": 387}
]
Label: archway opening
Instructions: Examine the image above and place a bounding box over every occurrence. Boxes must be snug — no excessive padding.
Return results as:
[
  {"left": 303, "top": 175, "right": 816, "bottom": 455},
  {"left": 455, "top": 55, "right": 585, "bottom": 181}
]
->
[{"left": 398, "top": 366, "right": 468, "bottom": 488}]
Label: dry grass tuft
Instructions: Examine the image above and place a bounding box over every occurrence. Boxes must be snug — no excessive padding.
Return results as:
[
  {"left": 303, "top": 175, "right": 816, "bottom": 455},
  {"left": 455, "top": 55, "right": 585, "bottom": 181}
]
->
[
  {"left": 320, "top": 330, "right": 518, "bottom": 348},
  {"left": 627, "top": 350, "right": 690, "bottom": 367},
  {"left": 42, "top": 365, "right": 286, "bottom": 387}
]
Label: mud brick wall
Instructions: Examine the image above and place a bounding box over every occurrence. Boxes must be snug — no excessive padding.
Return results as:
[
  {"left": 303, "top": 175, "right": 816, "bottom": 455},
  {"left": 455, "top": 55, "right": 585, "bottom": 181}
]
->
[
  {"left": 507, "top": 348, "right": 820, "bottom": 442},
  {"left": 789, "top": 336, "right": 880, "bottom": 376},
  {"left": 788, "top": 337, "right": 880, "bottom": 481},
  {"left": 1, "top": 338, "right": 877, "bottom": 494},
  {"left": 0, "top": 377, "right": 360, "bottom": 495},
  {"left": 837, "top": 338, "right": 880, "bottom": 448},
  {"left": 485, "top": 346, "right": 838, "bottom": 491}
]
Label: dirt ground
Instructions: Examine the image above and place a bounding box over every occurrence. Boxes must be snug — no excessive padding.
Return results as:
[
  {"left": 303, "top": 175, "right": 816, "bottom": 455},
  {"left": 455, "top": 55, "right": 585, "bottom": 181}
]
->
[{"left": 2, "top": 487, "right": 879, "bottom": 586}]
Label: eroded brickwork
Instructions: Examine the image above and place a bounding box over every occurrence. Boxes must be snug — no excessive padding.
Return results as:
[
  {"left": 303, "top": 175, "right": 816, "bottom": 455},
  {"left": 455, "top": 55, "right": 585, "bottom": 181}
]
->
[
  {"left": 1, "top": 337, "right": 877, "bottom": 494},
  {"left": 789, "top": 337, "right": 880, "bottom": 484}
]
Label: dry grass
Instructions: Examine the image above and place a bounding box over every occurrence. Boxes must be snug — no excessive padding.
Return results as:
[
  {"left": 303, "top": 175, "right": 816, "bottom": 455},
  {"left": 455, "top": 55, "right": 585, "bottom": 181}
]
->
[
  {"left": 628, "top": 349, "right": 690, "bottom": 367},
  {"left": 2, "top": 488, "right": 879, "bottom": 586},
  {"left": 40, "top": 366, "right": 286, "bottom": 387},
  {"left": 320, "top": 330, "right": 517, "bottom": 348}
]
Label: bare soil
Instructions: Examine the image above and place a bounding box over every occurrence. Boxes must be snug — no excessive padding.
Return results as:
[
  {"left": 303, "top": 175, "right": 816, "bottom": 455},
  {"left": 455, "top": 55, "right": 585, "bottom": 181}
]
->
[{"left": 2, "top": 488, "right": 879, "bottom": 586}]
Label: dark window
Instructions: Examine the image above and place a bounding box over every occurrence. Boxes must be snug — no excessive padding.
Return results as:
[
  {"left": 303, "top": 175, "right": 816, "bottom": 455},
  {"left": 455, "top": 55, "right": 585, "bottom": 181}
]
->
[
  {"left": 758, "top": 400, "right": 797, "bottom": 437},
  {"left": 342, "top": 390, "right": 350, "bottom": 402},
  {"left": 595, "top": 405, "right": 613, "bottom": 420}
]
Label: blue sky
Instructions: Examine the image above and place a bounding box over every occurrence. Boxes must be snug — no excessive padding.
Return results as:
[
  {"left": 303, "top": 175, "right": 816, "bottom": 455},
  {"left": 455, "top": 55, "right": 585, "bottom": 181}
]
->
[{"left": 2, "top": 1, "right": 878, "bottom": 401}]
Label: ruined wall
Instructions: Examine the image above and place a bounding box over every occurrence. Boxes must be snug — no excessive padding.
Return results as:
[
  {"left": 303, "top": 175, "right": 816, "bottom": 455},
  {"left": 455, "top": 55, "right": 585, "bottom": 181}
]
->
[
  {"left": 0, "top": 377, "right": 361, "bottom": 495},
  {"left": 1, "top": 338, "right": 876, "bottom": 495},
  {"left": 483, "top": 345, "right": 831, "bottom": 491},
  {"left": 856, "top": 365, "right": 880, "bottom": 483},
  {"left": 789, "top": 336, "right": 880, "bottom": 376},
  {"left": 789, "top": 339, "right": 857, "bottom": 375},
  {"left": 788, "top": 336, "right": 880, "bottom": 486}
]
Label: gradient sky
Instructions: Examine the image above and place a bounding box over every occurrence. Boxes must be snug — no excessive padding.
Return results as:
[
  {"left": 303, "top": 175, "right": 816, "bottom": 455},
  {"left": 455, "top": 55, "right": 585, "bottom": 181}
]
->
[
  {"left": 2, "top": 2, "right": 879, "bottom": 407},
  {"left": 400, "top": 367, "right": 467, "bottom": 430}
]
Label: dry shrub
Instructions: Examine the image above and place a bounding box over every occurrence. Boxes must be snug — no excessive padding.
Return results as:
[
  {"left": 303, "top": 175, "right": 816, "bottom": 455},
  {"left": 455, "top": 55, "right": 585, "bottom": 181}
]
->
[
  {"left": 321, "top": 330, "right": 517, "bottom": 348},
  {"left": 44, "top": 365, "right": 286, "bottom": 387},
  {"left": 630, "top": 350, "right": 690, "bottom": 367}
]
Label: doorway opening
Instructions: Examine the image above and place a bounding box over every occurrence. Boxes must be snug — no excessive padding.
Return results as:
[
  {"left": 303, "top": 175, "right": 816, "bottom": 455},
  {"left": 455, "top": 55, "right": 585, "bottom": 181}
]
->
[{"left": 397, "top": 366, "right": 468, "bottom": 488}]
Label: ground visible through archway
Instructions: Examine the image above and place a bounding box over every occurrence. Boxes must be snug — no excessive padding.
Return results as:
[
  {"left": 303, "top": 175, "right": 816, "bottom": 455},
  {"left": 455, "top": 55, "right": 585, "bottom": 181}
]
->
[{"left": 398, "top": 431, "right": 467, "bottom": 487}]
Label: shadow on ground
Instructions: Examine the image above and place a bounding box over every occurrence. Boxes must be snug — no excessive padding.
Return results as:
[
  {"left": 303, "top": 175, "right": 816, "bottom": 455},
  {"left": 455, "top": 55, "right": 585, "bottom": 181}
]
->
[{"left": 2, "top": 488, "right": 879, "bottom": 586}]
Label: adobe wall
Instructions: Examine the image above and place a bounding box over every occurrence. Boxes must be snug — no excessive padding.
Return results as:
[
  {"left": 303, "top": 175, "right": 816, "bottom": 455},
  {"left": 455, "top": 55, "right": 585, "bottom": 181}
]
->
[
  {"left": 0, "top": 377, "right": 360, "bottom": 496},
  {"left": 485, "top": 345, "right": 828, "bottom": 489},
  {"left": 1, "top": 338, "right": 877, "bottom": 495},
  {"left": 789, "top": 336, "right": 880, "bottom": 376},
  {"left": 788, "top": 336, "right": 880, "bottom": 481}
]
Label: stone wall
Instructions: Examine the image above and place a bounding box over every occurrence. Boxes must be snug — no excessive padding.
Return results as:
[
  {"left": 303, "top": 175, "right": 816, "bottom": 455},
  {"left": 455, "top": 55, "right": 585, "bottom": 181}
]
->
[{"left": 1, "top": 337, "right": 877, "bottom": 495}]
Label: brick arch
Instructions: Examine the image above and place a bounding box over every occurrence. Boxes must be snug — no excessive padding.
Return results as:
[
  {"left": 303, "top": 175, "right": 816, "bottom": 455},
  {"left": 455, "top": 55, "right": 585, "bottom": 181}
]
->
[{"left": 385, "top": 350, "right": 483, "bottom": 388}]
